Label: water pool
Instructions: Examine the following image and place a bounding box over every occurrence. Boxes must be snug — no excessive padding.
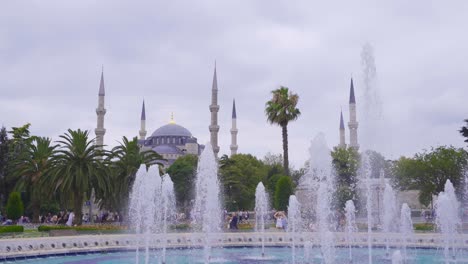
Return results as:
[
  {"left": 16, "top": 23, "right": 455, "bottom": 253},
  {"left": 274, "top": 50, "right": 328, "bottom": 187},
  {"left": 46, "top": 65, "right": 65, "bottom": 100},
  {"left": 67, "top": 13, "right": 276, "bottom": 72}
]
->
[{"left": 4, "top": 246, "right": 468, "bottom": 264}]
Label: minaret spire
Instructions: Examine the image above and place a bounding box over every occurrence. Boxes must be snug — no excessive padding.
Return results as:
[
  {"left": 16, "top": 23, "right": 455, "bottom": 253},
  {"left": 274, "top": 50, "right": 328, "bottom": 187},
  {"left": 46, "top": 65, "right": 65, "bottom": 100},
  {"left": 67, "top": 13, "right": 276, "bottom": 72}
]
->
[
  {"left": 209, "top": 62, "right": 220, "bottom": 156},
  {"left": 348, "top": 78, "right": 359, "bottom": 149},
  {"left": 95, "top": 68, "right": 107, "bottom": 149},
  {"left": 98, "top": 68, "right": 105, "bottom": 96},
  {"left": 139, "top": 100, "right": 147, "bottom": 140},
  {"left": 339, "top": 109, "right": 346, "bottom": 148},
  {"left": 230, "top": 99, "right": 238, "bottom": 156}
]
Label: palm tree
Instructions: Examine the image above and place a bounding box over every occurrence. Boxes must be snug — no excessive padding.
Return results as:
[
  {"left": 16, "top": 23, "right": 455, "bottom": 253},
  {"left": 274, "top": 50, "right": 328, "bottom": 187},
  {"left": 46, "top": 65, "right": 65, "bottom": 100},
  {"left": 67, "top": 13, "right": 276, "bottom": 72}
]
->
[
  {"left": 46, "top": 129, "right": 110, "bottom": 225},
  {"left": 11, "top": 137, "right": 57, "bottom": 222},
  {"left": 265, "top": 86, "right": 301, "bottom": 176},
  {"left": 460, "top": 119, "right": 468, "bottom": 144},
  {"left": 106, "top": 136, "right": 164, "bottom": 210}
]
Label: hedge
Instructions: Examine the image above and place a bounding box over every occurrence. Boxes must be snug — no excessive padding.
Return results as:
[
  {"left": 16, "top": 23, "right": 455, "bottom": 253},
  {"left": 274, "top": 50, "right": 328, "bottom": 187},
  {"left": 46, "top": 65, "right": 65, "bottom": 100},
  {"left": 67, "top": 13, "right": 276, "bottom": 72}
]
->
[
  {"left": 38, "top": 225, "right": 127, "bottom": 232},
  {"left": 0, "top": 225, "right": 24, "bottom": 233},
  {"left": 169, "top": 223, "right": 190, "bottom": 230},
  {"left": 414, "top": 223, "right": 434, "bottom": 231}
]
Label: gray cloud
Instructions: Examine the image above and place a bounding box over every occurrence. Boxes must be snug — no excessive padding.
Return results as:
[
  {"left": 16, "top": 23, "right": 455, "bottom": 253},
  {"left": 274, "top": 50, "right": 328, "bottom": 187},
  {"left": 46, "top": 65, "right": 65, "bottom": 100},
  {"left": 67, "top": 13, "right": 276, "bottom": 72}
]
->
[{"left": 1, "top": 1, "right": 467, "bottom": 168}]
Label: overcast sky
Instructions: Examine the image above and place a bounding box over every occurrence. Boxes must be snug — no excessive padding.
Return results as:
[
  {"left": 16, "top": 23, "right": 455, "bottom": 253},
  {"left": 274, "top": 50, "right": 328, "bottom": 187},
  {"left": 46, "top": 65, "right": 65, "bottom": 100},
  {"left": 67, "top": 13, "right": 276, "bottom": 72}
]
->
[{"left": 1, "top": 1, "right": 467, "bottom": 168}]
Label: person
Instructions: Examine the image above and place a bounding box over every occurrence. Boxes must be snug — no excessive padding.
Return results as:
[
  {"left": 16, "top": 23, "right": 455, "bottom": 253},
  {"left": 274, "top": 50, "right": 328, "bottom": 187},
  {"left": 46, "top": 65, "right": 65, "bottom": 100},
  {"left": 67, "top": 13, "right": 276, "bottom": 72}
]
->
[
  {"left": 274, "top": 211, "right": 283, "bottom": 229},
  {"left": 51, "top": 214, "right": 58, "bottom": 224},
  {"left": 83, "top": 213, "right": 89, "bottom": 223},
  {"left": 66, "top": 211, "right": 74, "bottom": 226},
  {"left": 229, "top": 213, "right": 238, "bottom": 230},
  {"left": 281, "top": 215, "right": 288, "bottom": 231}
]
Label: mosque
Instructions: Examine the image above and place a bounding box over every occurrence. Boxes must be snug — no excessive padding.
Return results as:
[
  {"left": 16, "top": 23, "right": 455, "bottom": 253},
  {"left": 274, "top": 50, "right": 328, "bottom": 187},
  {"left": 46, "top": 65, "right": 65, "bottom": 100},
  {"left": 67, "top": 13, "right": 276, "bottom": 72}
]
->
[{"left": 93, "top": 65, "right": 239, "bottom": 166}]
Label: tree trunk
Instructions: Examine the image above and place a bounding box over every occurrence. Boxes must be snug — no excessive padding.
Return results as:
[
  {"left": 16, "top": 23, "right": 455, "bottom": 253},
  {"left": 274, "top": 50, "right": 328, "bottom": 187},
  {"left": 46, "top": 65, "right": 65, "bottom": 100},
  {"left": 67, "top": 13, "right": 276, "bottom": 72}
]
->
[
  {"left": 73, "top": 191, "right": 83, "bottom": 226},
  {"left": 32, "top": 199, "right": 40, "bottom": 223},
  {"left": 281, "top": 124, "right": 290, "bottom": 176}
]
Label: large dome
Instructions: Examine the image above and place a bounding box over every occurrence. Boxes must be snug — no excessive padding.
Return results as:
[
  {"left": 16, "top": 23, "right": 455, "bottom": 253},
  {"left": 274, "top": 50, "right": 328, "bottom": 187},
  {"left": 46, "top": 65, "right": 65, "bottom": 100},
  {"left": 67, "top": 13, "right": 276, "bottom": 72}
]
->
[{"left": 151, "top": 123, "right": 192, "bottom": 137}]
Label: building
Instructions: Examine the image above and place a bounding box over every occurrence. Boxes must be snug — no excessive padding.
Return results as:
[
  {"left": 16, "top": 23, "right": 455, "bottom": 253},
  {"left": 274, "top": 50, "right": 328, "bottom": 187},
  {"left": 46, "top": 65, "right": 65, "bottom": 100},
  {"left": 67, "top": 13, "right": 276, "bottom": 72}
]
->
[
  {"left": 94, "top": 64, "right": 239, "bottom": 167},
  {"left": 140, "top": 115, "right": 203, "bottom": 166}
]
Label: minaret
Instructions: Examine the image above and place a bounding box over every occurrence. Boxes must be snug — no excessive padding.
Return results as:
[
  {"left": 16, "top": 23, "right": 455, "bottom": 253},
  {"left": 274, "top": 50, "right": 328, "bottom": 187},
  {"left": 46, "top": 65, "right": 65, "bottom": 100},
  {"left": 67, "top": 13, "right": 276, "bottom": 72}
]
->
[
  {"left": 339, "top": 109, "right": 346, "bottom": 148},
  {"left": 230, "top": 99, "right": 238, "bottom": 156},
  {"left": 209, "top": 63, "right": 220, "bottom": 156},
  {"left": 348, "top": 78, "right": 359, "bottom": 149},
  {"left": 95, "top": 69, "right": 106, "bottom": 149},
  {"left": 139, "top": 100, "right": 147, "bottom": 140}
]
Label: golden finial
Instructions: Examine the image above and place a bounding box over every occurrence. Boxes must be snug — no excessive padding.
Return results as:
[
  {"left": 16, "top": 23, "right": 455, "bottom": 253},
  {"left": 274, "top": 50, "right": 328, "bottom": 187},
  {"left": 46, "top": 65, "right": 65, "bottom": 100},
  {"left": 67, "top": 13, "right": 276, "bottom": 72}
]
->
[{"left": 169, "top": 112, "right": 175, "bottom": 124}]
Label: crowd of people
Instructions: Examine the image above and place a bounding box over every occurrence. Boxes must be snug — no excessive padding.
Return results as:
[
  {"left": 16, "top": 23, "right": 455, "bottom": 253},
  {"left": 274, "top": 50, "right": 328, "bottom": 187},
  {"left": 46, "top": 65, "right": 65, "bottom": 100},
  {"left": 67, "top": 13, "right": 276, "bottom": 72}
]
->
[
  {"left": 0, "top": 210, "right": 125, "bottom": 226},
  {"left": 224, "top": 209, "right": 291, "bottom": 231},
  {"left": 225, "top": 210, "right": 251, "bottom": 230}
]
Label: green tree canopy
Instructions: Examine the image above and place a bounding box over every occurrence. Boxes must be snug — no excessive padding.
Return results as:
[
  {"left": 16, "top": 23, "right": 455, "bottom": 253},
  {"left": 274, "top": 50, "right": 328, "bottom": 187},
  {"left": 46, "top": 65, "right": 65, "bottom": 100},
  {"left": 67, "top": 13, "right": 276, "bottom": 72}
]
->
[
  {"left": 45, "top": 129, "right": 110, "bottom": 225},
  {"left": 11, "top": 137, "right": 57, "bottom": 222},
  {"left": 460, "top": 119, "right": 468, "bottom": 144},
  {"left": 265, "top": 87, "right": 301, "bottom": 176},
  {"left": 4, "top": 124, "right": 34, "bottom": 208},
  {"left": 6, "top": 192, "right": 24, "bottom": 222},
  {"left": 0, "top": 126, "right": 9, "bottom": 206},
  {"left": 274, "top": 176, "right": 293, "bottom": 211},
  {"left": 331, "top": 146, "right": 360, "bottom": 211},
  {"left": 393, "top": 146, "right": 468, "bottom": 206},
  {"left": 105, "top": 136, "right": 163, "bottom": 211},
  {"left": 219, "top": 154, "right": 268, "bottom": 211},
  {"left": 167, "top": 154, "right": 198, "bottom": 213}
]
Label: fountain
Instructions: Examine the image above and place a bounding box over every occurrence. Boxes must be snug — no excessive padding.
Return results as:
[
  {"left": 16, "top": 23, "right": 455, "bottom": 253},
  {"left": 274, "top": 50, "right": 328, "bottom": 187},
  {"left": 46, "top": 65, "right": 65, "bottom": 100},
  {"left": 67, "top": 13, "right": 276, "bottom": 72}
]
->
[
  {"left": 161, "top": 174, "right": 176, "bottom": 264},
  {"left": 344, "top": 200, "right": 357, "bottom": 263},
  {"left": 399, "top": 203, "right": 413, "bottom": 261},
  {"left": 360, "top": 153, "right": 373, "bottom": 264},
  {"left": 307, "top": 133, "right": 336, "bottom": 263},
  {"left": 435, "top": 179, "right": 461, "bottom": 262},
  {"left": 191, "top": 143, "right": 222, "bottom": 263},
  {"left": 288, "top": 195, "right": 301, "bottom": 264},
  {"left": 383, "top": 183, "right": 397, "bottom": 256},
  {"left": 391, "top": 250, "right": 403, "bottom": 264},
  {"left": 128, "top": 165, "right": 162, "bottom": 264},
  {"left": 254, "top": 182, "right": 268, "bottom": 258}
]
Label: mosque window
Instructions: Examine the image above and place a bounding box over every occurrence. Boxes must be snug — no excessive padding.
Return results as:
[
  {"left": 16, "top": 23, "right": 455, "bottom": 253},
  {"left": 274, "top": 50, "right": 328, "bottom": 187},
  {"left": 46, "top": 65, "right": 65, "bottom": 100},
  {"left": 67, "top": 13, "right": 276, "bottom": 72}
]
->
[
  {"left": 162, "top": 138, "right": 165, "bottom": 144},
  {"left": 172, "top": 138, "right": 175, "bottom": 144},
  {"left": 179, "top": 138, "right": 182, "bottom": 144},
  {"left": 156, "top": 138, "right": 159, "bottom": 145}
]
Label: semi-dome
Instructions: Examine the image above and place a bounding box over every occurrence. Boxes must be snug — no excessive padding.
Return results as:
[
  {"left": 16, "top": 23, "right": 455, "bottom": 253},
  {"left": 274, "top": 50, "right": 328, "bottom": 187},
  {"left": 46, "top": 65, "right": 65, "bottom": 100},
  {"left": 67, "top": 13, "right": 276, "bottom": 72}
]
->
[
  {"left": 151, "top": 123, "right": 192, "bottom": 137},
  {"left": 152, "top": 145, "right": 183, "bottom": 155}
]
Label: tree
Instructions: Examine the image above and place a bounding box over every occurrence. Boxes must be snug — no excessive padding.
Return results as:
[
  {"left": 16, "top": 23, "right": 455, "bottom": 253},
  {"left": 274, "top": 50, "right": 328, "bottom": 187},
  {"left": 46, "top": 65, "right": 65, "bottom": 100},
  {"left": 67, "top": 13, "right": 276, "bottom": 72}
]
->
[
  {"left": 106, "top": 136, "right": 163, "bottom": 211},
  {"left": 167, "top": 154, "right": 198, "bottom": 213},
  {"left": 274, "top": 176, "right": 293, "bottom": 211},
  {"left": 11, "top": 137, "right": 57, "bottom": 222},
  {"left": 460, "top": 119, "right": 468, "bottom": 144},
  {"left": 6, "top": 192, "right": 24, "bottom": 222},
  {"left": 393, "top": 146, "right": 468, "bottom": 206},
  {"left": 265, "top": 87, "right": 301, "bottom": 176},
  {"left": 0, "top": 126, "right": 9, "bottom": 206},
  {"left": 45, "top": 129, "right": 110, "bottom": 225},
  {"left": 3, "top": 124, "right": 34, "bottom": 208},
  {"left": 331, "top": 146, "right": 360, "bottom": 211},
  {"left": 219, "top": 154, "right": 268, "bottom": 211}
]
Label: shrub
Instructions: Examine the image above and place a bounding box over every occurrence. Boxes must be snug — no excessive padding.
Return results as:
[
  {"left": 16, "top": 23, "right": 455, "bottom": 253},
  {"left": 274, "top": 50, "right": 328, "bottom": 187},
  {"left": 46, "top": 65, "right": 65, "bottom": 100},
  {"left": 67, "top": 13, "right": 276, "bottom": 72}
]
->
[
  {"left": 38, "top": 225, "right": 72, "bottom": 232},
  {"left": 238, "top": 223, "right": 254, "bottom": 230},
  {"left": 414, "top": 223, "right": 434, "bottom": 231},
  {"left": 274, "top": 176, "right": 293, "bottom": 211},
  {"left": 6, "top": 192, "right": 24, "bottom": 221},
  {"left": 38, "top": 225, "right": 128, "bottom": 232},
  {"left": 169, "top": 223, "right": 190, "bottom": 230},
  {"left": 0, "top": 225, "right": 24, "bottom": 233}
]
